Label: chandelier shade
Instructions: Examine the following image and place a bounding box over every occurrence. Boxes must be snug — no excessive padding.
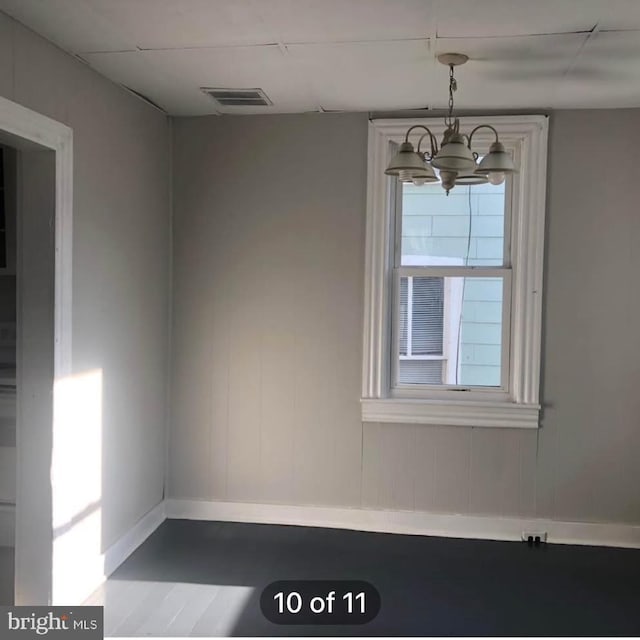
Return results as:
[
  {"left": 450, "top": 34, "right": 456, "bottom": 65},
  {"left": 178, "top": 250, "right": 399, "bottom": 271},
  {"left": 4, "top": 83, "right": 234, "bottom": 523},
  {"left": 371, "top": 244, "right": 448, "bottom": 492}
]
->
[
  {"left": 474, "top": 141, "right": 517, "bottom": 175},
  {"left": 400, "top": 165, "right": 438, "bottom": 184},
  {"left": 384, "top": 142, "right": 427, "bottom": 176},
  {"left": 431, "top": 133, "right": 476, "bottom": 172},
  {"left": 385, "top": 141, "right": 438, "bottom": 185}
]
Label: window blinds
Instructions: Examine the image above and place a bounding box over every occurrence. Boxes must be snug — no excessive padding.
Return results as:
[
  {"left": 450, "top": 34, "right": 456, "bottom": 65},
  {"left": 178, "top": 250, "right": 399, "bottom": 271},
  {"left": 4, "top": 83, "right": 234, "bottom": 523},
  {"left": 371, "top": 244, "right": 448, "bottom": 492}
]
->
[
  {"left": 411, "top": 277, "right": 444, "bottom": 355},
  {"left": 398, "top": 276, "right": 445, "bottom": 384}
]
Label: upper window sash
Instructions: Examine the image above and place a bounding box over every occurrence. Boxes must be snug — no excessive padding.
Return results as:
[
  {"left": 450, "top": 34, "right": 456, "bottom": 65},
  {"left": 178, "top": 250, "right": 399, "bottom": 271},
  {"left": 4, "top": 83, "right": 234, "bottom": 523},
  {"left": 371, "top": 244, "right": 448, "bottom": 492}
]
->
[
  {"left": 394, "top": 158, "right": 514, "bottom": 272},
  {"left": 362, "top": 115, "right": 549, "bottom": 428}
]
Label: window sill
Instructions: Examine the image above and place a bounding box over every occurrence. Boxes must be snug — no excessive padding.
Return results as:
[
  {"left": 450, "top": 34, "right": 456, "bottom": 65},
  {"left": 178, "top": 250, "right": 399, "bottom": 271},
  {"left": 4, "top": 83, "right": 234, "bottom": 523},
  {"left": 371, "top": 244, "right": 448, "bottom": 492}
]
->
[{"left": 361, "top": 397, "right": 540, "bottom": 429}]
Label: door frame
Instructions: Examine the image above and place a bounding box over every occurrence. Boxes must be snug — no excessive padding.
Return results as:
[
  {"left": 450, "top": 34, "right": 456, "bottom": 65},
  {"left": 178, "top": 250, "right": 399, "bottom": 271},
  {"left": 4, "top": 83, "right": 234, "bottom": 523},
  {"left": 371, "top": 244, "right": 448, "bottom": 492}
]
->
[{"left": 0, "top": 95, "right": 72, "bottom": 604}]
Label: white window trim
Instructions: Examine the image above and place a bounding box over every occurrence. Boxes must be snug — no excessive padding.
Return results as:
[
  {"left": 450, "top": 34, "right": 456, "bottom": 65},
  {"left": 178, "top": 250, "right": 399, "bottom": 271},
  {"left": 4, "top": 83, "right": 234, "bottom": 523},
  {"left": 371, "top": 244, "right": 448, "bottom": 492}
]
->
[{"left": 361, "top": 115, "right": 548, "bottom": 428}]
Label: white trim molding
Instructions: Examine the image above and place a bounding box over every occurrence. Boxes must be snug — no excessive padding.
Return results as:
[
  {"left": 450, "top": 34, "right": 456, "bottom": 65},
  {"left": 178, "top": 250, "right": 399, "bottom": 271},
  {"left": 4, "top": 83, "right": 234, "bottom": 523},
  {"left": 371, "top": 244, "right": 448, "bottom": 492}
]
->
[
  {"left": 0, "top": 92, "right": 74, "bottom": 390},
  {"left": 361, "top": 398, "right": 540, "bottom": 428},
  {"left": 166, "top": 499, "right": 640, "bottom": 550},
  {"left": 362, "top": 115, "right": 549, "bottom": 428},
  {"left": 70, "top": 501, "right": 166, "bottom": 606},
  {"left": 102, "top": 500, "right": 166, "bottom": 579}
]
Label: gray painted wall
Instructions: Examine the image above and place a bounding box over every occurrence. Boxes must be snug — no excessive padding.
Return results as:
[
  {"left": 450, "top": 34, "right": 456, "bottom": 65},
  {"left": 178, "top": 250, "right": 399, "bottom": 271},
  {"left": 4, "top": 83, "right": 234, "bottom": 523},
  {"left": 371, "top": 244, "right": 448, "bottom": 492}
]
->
[
  {"left": 0, "top": 10, "right": 171, "bottom": 560},
  {"left": 171, "top": 109, "right": 640, "bottom": 526},
  {"left": 170, "top": 113, "right": 366, "bottom": 506}
]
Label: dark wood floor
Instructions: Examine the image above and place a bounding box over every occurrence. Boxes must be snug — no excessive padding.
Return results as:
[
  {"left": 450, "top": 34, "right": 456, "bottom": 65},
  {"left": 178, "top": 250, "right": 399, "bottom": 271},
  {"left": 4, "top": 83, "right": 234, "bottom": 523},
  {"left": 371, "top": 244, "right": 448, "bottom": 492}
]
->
[{"left": 86, "top": 519, "right": 640, "bottom": 637}]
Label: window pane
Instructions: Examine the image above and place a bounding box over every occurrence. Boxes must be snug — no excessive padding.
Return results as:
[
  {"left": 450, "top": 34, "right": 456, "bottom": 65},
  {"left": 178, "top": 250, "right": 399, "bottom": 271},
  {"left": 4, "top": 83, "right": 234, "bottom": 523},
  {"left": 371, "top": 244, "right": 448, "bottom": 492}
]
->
[
  {"left": 396, "top": 276, "right": 503, "bottom": 387},
  {"left": 459, "top": 277, "right": 503, "bottom": 387},
  {"left": 401, "top": 181, "right": 505, "bottom": 267}
]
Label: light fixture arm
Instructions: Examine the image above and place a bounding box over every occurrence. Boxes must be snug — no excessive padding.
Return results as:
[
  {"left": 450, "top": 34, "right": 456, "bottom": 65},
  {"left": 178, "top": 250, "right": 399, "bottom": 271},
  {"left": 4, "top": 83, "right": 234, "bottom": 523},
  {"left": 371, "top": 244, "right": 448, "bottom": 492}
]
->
[
  {"left": 403, "top": 124, "right": 433, "bottom": 143},
  {"left": 467, "top": 124, "right": 500, "bottom": 149},
  {"left": 416, "top": 129, "right": 438, "bottom": 160}
]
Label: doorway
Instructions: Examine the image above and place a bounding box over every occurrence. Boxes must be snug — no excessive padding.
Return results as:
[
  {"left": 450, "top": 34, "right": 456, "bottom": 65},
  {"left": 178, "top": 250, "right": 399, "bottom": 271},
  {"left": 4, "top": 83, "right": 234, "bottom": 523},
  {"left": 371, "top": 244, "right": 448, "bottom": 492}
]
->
[
  {"left": 0, "top": 143, "right": 17, "bottom": 604},
  {"left": 0, "top": 96, "right": 73, "bottom": 605}
]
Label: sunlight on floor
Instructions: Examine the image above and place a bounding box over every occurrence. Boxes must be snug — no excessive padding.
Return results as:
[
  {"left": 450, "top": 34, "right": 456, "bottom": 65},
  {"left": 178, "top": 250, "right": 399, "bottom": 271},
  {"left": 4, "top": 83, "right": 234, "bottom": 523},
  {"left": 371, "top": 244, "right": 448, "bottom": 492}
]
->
[{"left": 87, "top": 580, "right": 254, "bottom": 637}]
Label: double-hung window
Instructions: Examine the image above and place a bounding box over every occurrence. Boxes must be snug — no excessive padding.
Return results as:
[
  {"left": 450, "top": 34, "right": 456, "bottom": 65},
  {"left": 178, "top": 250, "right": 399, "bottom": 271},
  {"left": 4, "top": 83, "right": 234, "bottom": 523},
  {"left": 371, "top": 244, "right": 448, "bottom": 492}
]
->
[{"left": 362, "top": 116, "right": 548, "bottom": 428}]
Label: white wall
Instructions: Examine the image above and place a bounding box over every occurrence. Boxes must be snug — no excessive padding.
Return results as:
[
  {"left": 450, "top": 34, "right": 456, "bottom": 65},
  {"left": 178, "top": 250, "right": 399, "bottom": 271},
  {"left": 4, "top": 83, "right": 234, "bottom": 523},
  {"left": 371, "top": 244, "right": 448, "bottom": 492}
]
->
[
  {"left": 0, "top": 11, "right": 171, "bottom": 601},
  {"left": 171, "top": 109, "right": 640, "bottom": 528}
]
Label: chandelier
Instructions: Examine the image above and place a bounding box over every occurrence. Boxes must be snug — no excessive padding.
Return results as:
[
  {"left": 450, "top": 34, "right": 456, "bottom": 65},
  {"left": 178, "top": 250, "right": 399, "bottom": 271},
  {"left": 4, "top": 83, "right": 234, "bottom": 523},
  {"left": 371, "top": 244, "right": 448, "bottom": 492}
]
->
[{"left": 385, "top": 53, "right": 517, "bottom": 194}]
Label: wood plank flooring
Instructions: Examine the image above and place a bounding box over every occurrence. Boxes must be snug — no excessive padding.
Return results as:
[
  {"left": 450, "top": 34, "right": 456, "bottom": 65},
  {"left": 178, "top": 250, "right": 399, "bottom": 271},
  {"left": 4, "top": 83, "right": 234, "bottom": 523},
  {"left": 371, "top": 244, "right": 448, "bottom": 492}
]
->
[{"left": 84, "top": 519, "right": 640, "bottom": 637}]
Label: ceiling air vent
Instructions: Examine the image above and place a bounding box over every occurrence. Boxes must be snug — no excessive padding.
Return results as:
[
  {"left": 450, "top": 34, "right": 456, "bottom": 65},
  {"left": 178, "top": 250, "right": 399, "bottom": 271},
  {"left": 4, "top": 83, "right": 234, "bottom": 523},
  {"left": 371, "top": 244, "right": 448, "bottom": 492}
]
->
[{"left": 201, "top": 87, "right": 272, "bottom": 107}]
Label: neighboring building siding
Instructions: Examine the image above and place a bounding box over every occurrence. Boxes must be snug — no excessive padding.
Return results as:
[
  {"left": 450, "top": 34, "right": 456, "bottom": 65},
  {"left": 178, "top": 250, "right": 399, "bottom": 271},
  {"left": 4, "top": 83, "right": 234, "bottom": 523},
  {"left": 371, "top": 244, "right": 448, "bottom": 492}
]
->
[{"left": 402, "top": 182, "right": 505, "bottom": 386}]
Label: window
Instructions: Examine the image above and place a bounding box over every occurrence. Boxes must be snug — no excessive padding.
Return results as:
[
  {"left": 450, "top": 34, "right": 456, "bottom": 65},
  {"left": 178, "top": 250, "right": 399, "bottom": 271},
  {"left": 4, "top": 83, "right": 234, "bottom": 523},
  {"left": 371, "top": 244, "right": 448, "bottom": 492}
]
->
[
  {"left": 394, "top": 181, "right": 508, "bottom": 391},
  {"left": 362, "top": 116, "right": 548, "bottom": 428}
]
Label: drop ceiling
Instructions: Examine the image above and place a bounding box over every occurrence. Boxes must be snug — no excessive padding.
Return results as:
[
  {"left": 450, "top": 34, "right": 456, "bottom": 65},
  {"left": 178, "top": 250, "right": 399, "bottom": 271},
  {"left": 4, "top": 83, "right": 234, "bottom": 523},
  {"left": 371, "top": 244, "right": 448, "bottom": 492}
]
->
[{"left": 1, "top": 0, "right": 640, "bottom": 115}]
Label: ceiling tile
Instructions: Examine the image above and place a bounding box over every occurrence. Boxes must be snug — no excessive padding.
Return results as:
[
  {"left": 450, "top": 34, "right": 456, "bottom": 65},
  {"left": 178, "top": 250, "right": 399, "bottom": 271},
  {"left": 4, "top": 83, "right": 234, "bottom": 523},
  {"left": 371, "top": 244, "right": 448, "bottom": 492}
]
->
[
  {"left": 434, "top": 0, "right": 640, "bottom": 37},
  {"left": 83, "top": 45, "right": 318, "bottom": 115},
  {"left": 432, "top": 34, "right": 587, "bottom": 109},
  {"left": 252, "top": 0, "right": 434, "bottom": 44},
  {"left": 91, "top": 0, "right": 434, "bottom": 48},
  {"left": 0, "top": 0, "right": 435, "bottom": 52},
  {"left": 554, "top": 30, "right": 640, "bottom": 108},
  {"left": 0, "top": 0, "right": 137, "bottom": 52},
  {"left": 287, "top": 40, "right": 433, "bottom": 112},
  {"left": 83, "top": 0, "right": 281, "bottom": 49}
]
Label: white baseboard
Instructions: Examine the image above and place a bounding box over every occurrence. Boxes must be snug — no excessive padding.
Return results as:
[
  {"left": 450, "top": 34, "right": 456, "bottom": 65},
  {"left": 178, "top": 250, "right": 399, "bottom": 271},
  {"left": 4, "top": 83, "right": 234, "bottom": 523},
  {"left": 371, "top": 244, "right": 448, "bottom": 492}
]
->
[
  {"left": 0, "top": 503, "right": 15, "bottom": 546},
  {"left": 165, "top": 498, "right": 640, "bottom": 550},
  {"left": 103, "top": 500, "right": 166, "bottom": 578},
  {"left": 62, "top": 500, "right": 166, "bottom": 606}
]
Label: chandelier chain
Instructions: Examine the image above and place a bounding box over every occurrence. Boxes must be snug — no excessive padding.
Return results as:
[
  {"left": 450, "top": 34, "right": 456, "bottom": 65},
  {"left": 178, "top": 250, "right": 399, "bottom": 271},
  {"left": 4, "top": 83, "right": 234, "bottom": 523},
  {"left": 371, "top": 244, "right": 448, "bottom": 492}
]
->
[{"left": 447, "top": 64, "right": 457, "bottom": 127}]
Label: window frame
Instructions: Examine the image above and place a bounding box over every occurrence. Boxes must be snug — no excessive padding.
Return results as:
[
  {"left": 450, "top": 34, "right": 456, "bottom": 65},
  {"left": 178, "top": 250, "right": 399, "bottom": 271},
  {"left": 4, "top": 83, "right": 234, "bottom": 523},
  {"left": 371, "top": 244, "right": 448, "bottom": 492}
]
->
[{"left": 361, "top": 115, "right": 548, "bottom": 428}]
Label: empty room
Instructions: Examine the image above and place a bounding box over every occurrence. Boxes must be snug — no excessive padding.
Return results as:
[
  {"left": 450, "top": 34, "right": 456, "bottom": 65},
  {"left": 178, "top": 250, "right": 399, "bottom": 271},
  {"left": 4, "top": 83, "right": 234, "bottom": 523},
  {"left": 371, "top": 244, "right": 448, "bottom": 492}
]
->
[{"left": 0, "top": 0, "right": 638, "bottom": 637}]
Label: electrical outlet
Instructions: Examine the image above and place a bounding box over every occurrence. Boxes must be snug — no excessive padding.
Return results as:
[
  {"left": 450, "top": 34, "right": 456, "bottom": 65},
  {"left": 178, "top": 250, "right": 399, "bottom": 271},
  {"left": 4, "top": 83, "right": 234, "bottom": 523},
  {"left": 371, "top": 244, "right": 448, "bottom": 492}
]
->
[{"left": 522, "top": 531, "right": 548, "bottom": 545}]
